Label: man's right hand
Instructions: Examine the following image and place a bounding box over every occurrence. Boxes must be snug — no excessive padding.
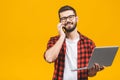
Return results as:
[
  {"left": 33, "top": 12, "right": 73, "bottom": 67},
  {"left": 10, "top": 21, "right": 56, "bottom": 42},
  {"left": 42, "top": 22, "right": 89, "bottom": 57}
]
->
[{"left": 57, "top": 23, "right": 66, "bottom": 38}]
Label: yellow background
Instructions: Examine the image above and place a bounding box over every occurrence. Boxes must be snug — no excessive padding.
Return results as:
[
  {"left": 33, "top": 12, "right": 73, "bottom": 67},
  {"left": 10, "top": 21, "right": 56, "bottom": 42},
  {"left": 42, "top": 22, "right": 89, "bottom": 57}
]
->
[{"left": 0, "top": 0, "right": 120, "bottom": 80}]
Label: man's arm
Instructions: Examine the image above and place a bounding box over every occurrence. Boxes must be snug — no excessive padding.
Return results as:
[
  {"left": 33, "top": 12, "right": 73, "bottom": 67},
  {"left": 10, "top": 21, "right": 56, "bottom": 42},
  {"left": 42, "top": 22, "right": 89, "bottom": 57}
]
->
[
  {"left": 44, "top": 23, "right": 65, "bottom": 63},
  {"left": 45, "top": 36, "right": 65, "bottom": 63}
]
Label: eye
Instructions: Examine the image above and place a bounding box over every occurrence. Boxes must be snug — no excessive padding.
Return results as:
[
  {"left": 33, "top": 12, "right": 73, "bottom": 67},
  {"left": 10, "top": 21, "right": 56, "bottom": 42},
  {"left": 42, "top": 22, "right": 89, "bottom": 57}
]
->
[
  {"left": 61, "top": 17, "right": 66, "bottom": 20},
  {"left": 68, "top": 15, "right": 75, "bottom": 20},
  {"left": 60, "top": 17, "right": 67, "bottom": 22},
  {"left": 69, "top": 15, "right": 73, "bottom": 18}
]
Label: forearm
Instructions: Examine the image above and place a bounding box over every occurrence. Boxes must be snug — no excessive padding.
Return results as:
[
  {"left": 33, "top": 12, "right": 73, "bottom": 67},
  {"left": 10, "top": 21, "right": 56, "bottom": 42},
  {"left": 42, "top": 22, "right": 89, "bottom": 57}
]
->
[{"left": 45, "top": 36, "right": 65, "bottom": 63}]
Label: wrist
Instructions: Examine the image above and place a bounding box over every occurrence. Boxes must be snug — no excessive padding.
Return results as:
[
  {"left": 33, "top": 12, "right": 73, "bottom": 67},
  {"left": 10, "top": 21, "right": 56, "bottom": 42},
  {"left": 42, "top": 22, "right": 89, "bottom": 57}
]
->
[{"left": 60, "top": 35, "right": 65, "bottom": 39}]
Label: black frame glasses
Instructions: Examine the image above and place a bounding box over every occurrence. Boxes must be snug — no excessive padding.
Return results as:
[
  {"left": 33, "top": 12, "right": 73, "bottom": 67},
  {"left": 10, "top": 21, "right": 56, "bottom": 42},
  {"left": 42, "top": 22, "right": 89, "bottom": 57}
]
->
[{"left": 60, "top": 15, "right": 75, "bottom": 22}]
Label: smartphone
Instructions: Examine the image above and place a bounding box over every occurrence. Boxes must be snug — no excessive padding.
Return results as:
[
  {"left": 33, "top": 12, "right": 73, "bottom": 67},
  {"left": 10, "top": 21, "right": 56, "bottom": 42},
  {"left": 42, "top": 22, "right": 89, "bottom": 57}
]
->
[{"left": 62, "top": 26, "right": 66, "bottom": 33}]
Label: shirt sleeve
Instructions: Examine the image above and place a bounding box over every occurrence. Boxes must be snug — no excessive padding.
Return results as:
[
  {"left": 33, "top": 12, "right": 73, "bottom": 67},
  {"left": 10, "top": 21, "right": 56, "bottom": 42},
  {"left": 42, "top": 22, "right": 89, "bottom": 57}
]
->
[
  {"left": 90, "top": 41, "right": 96, "bottom": 50},
  {"left": 46, "top": 37, "right": 56, "bottom": 50},
  {"left": 89, "top": 40, "right": 96, "bottom": 54}
]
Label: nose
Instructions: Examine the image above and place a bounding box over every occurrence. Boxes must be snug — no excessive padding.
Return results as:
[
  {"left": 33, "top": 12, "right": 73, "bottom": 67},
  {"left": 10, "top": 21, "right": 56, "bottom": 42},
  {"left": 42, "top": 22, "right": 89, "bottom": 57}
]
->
[{"left": 66, "top": 17, "right": 71, "bottom": 22}]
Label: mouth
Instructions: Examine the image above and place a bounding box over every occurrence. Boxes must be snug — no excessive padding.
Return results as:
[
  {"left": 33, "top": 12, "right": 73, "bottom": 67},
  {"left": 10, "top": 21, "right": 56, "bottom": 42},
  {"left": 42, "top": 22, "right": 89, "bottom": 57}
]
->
[
  {"left": 66, "top": 23, "right": 72, "bottom": 26},
  {"left": 65, "top": 22, "right": 73, "bottom": 27}
]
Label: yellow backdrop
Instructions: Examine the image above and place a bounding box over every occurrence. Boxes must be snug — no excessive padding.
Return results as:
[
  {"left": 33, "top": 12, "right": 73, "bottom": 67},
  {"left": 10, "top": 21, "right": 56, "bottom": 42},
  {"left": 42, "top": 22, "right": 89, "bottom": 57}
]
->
[{"left": 0, "top": 0, "right": 120, "bottom": 80}]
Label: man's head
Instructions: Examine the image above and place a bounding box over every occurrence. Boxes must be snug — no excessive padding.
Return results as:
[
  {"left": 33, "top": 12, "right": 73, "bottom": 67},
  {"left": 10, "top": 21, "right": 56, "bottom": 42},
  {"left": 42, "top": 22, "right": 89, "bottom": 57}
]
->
[{"left": 58, "top": 5, "right": 78, "bottom": 32}]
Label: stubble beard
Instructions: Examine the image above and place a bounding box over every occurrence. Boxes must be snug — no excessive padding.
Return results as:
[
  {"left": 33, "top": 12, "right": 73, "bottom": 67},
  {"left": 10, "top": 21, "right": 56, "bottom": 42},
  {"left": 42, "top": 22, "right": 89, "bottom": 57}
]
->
[{"left": 64, "top": 22, "right": 77, "bottom": 33}]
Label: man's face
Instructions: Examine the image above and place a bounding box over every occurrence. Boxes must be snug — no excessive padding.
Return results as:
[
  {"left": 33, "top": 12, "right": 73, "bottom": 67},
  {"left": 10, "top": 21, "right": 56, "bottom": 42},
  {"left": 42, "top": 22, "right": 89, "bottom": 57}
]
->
[{"left": 59, "top": 10, "right": 78, "bottom": 32}]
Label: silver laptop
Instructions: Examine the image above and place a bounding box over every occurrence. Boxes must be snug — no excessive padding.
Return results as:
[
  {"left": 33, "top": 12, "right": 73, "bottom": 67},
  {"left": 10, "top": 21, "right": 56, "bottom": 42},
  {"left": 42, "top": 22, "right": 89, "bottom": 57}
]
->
[{"left": 72, "top": 46, "right": 119, "bottom": 71}]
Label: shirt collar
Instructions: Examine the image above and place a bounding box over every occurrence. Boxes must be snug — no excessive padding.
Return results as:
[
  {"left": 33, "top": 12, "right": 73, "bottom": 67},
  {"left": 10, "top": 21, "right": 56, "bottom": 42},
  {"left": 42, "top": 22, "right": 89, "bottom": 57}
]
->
[{"left": 77, "top": 31, "right": 85, "bottom": 41}]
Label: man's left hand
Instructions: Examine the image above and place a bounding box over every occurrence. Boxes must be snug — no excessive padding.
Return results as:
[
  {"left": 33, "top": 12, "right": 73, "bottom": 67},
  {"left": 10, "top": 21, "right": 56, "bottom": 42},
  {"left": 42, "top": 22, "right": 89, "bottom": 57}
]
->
[{"left": 88, "top": 63, "right": 105, "bottom": 77}]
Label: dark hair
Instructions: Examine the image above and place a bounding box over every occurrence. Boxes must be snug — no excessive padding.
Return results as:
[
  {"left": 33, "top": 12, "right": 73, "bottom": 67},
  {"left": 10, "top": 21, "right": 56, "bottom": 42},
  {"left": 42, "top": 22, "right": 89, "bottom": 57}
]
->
[{"left": 58, "top": 5, "right": 77, "bottom": 18}]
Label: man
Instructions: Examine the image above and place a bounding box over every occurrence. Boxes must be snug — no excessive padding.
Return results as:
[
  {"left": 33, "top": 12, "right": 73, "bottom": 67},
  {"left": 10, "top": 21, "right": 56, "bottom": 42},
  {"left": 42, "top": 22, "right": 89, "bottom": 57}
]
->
[{"left": 44, "top": 5, "right": 104, "bottom": 80}]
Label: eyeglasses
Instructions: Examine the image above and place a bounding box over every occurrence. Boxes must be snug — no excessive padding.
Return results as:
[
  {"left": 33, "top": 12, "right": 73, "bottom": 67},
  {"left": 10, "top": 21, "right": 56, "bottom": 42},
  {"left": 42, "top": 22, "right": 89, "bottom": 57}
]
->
[{"left": 60, "top": 15, "right": 75, "bottom": 22}]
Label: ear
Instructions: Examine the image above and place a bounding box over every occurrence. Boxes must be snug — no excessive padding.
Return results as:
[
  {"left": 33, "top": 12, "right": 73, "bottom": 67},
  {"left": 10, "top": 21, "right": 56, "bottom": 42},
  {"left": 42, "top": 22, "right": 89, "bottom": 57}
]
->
[{"left": 75, "top": 16, "right": 79, "bottom": 22}]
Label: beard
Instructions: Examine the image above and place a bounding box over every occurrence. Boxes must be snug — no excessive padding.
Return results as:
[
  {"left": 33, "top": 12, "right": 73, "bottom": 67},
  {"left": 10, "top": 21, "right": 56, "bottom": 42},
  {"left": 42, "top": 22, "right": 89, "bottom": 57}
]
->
[{"left": 64, "top": 22, "right": 77, "bottom": 33}]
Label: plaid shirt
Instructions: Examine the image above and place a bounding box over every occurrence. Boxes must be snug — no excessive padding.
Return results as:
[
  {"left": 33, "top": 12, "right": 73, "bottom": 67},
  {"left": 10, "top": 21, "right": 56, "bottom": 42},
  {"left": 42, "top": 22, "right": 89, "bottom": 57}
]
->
[{"left": 45, "top": 32, "right": 95, "bottom": 80}]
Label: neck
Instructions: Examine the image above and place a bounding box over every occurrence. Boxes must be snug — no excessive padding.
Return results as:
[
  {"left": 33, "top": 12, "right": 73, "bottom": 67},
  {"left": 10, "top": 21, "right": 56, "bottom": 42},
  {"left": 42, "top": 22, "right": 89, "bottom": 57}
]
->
[{"left": 66, "top": 28, "right": 79, "bottom": 40}]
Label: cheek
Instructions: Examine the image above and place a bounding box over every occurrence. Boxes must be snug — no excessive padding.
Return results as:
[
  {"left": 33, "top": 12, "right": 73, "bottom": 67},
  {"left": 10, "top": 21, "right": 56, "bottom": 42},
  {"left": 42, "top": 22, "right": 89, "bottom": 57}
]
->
[
  {"left": 61, "top": 22, "right": 66, "bottom": 26},
  {"left": 73, "top": 19, "right": 77, "bottom": 24},
  {"left": 72, "top": 20, "right": 77, "bottom": 25}
]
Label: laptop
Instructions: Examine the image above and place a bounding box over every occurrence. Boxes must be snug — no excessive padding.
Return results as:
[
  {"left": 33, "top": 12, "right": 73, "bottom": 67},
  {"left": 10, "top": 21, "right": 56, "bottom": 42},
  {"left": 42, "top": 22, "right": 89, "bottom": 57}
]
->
[{"left": 72, "top": 46, "right": 119, "bottom": 71}]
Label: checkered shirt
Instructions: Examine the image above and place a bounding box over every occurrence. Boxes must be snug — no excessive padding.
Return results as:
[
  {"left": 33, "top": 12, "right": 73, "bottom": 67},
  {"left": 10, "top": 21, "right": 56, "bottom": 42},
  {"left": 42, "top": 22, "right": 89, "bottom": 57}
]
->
[{"left": 44, "top": 32, "right": 95, "bottom": 80}]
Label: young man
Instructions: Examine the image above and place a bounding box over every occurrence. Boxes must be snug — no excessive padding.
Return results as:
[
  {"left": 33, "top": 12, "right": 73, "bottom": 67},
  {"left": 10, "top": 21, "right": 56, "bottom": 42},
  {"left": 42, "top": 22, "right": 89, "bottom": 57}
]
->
[{"left": 44, "top": 5, "right": 104, "bottom": 80}]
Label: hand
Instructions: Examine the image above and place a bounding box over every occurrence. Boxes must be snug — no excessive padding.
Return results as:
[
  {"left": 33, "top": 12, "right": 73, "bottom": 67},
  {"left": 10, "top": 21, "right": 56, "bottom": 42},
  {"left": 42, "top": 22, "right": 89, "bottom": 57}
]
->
[
  {"left": 88, "top": 63, "right": 105, "bottom": 77},
  {"left": 57, "top": 23, "right": 66, "bottom": 38}
]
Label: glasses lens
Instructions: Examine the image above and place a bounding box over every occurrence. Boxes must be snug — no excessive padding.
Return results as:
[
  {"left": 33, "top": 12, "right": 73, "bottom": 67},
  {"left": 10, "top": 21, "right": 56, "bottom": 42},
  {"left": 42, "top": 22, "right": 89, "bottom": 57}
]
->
[{"left": 68, "top": 15, "right": 75, "bottom": 20}]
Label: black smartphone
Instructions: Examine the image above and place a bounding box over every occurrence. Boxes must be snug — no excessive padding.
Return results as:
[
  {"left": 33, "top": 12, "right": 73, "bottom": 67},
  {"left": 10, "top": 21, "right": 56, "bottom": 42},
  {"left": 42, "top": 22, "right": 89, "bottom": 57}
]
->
[{"left": 62, "top": 26, "right": 66, "bottom": 33}]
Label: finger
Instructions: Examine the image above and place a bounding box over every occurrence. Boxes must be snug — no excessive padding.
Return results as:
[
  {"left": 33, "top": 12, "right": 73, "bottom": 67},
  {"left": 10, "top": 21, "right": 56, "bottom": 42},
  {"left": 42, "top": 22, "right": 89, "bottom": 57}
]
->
[
  {"left": 94, "top": 63, "right": 100, "bottom": 71},
  {"left": 58, "top": 23, "right": 65, "bottom": 30},
  {"left": 91, "top": 65, "right": 95, "bottom": 71},
  {"left": 57, "top": 23, "right": 62, "bottom": 29},
  {"left": 99, "top": 66, "right": 105, "bottom": 71}
]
